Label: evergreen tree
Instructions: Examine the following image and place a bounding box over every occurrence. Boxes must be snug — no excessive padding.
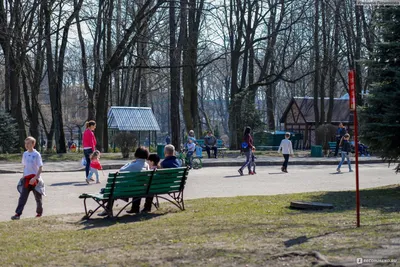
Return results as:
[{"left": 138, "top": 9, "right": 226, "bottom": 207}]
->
[
  {"left": 360, "top": 6, "right": 400, "bottom": 173},
  {"left": 0, "top": 110, "right": 20, "bottom": 153}
]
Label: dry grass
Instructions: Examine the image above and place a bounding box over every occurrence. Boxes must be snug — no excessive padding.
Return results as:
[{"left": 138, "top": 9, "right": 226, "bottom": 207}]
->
[{"left": 1, "top": 185, "right": 399, "bottom": 266}]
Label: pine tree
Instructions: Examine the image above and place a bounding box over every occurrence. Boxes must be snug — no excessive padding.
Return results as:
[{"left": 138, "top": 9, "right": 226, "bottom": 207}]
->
[
  {"left": 360, "top": 6, "right": 400, "bottom": 173},
  {"left": 0, "top": 110, "right": 20, "bottom": 153}
]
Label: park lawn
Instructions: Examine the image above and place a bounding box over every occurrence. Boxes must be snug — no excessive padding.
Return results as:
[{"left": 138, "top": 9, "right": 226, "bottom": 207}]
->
[{"left": 1, "top": 185, "right": 399, "bottom": 266}]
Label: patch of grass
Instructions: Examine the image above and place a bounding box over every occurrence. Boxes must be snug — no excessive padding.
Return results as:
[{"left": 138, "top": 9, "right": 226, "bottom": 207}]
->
[{"left": 1, "top": 186, "right": 400, "bottom": 266}]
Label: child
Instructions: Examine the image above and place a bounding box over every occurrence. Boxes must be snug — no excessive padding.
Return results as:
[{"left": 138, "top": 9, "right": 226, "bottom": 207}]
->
[
  {"left": 148, "top": 153, "right": 161, "bottom": 170},
  {"left": 141, "top": 153, "right": 161, "bottom": 213},
  {"left": 250, "top": 149, "right": 256, "bottom": 174},
  {"left": 278, "top": 132, "right": 294, "bottom": 173},
  {"left": 12, "top": 136, "right": 45, "bottom": 220},
  {"left": 336, "top": 133, "right": 353, "bottom": 173},
  {"left": 86, "top": 150, "right": 102, "bottom": 184},
  {"left": 186, "top": 138, "right": 196, "bottom": 169}
]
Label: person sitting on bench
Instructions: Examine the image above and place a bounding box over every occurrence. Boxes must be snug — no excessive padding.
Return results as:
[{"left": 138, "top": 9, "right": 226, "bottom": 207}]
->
[
  {"left": 98, "top": 147, "right": 150, "bottom": 216},
  {"left": 204, "top": 130, "right": 217, "bottom": 158}
]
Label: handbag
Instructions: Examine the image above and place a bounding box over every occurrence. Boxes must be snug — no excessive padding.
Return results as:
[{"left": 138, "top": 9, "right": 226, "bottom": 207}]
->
[{"left": 241, "top": 142, "right": 248, "bottom": 149}]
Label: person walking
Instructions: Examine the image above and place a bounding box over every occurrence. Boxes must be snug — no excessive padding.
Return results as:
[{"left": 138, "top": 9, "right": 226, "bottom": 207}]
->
[
  {"left": 11, "top": 136, "right": 45, "bottom": 220},
  {"left": 83, "top": 120, "right": 97, "bottom": 179},
  {"left": 238, "top": 126, "right": 255, "bottom": 175},
  {"left": 278, "top": 132, "right": 294, "bottom": 173},
  {"left": 204, "top": 130, "right": 218, "bottom": 158},
  {"left": 336, "top": 133, "right": 353, "bottom": 173},
  {"left": 334, "top": 123, "right": 347, "bottom": 157}
]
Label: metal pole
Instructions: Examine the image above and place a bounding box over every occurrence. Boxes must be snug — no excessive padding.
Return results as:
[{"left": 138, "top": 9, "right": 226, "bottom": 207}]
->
[
  {"left": 349, "top": 69, "right": 360, "bottom": 227},
  {"left": 354, "top": 107, "right": 360, "bottom": 227}
]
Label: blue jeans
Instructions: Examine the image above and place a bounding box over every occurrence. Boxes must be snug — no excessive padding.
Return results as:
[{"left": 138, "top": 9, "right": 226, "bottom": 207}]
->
[
  {"left": 186, "top": 151, "right": 194, "bottom": 167},
  {"left": 337, "top": 152, "right": 352, "bottom": 171},
  {"left": 240, "top": 150, "right": 253, "bottom": 172},
  {"left": 87, "top": 168, "right": 99, "bottom": 183}
]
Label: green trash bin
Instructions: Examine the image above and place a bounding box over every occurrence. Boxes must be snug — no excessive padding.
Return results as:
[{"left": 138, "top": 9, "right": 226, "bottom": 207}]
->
[
  {"left": 311, "top": 145, "right": 323, "bottom": 157},
  {"left": 157, "top": 144, "right": 165, "bottom": 159}
]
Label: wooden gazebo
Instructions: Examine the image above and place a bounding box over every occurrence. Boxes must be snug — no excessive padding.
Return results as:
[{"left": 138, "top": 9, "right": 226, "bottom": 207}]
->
[{"left": 279, "top": 97, "right": 353, "bottom": 148}]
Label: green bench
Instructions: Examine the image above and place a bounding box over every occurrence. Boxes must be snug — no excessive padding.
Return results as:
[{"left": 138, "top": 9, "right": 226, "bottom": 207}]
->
[
  {"left": 196, "top": 139, "right": 226, "bottom": 158},
  {"left": 328, "top": 141, "right": 340, "bottom": 156},
  {"left": 79, "top": 167, "right": 189, "bottom": 219}
]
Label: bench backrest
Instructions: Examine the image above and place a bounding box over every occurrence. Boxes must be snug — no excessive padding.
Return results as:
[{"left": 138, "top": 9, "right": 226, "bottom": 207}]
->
[
  {"left": 216, "top": 139, "right": 224, "bottom": 147},
  {"left": 328, "top": 142, "right": 336, "bottom": 149},
  {"left": 148, "top": 167, "right": 188, "bottom": 195},
  {"left": 196, "top": 139, "right": 205, "bottom": 146},
  {"left": 103, "top": 170, "right": 154, "bottom": 199}
]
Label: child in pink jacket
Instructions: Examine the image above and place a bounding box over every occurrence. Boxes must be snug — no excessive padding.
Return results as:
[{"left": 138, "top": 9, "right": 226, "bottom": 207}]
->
[{"left": 86, "top": 150, "right": 102, "bottom": 184}]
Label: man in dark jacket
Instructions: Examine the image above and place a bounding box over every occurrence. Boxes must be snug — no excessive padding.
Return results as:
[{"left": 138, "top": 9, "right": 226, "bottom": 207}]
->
[
  {"left": 204, "top": 131, "right": 217, "bottom": 158},
  {"left": 161, "top": 145, "right": 182, "bottom": 168},
  {"left": 334, "top": 122, "right": 347, "bottom": 157}
]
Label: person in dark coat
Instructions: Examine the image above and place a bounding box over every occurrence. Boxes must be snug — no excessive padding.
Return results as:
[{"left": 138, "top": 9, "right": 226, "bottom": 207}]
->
[
  {"left": 161, "top": 145, "right": 182, "bottom": 168},
  {"left": 334, "top": 122, "right": 347, "bottom": 157}
]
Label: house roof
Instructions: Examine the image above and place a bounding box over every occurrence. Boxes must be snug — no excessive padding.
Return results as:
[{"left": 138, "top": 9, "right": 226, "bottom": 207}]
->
[
  {"left": 108, "top": 106, "right": 161, "bottom": 131},
  {"left": 280, "top": 97, "right": 352, "bottom": 124}
]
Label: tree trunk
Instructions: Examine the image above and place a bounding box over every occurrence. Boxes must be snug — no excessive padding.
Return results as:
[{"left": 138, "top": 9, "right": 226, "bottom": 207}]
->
[
  {"left": 313, "top": 0, "right": 320, "bottom": 127},
  {"left": 169, "top": 0, "right": 181, "bottom": 149}
]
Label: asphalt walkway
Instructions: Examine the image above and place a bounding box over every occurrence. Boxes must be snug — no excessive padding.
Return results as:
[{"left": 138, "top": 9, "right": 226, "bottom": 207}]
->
[
  {"left": 0, "top": 160, "right": 396, "bottom": 221},
  {"left": 0, "top": 155, "right": 383, "bottom": 173}
]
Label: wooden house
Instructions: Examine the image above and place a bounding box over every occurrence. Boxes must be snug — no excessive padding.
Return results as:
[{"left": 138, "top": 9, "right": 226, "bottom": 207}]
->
[{"left": 279, "top": 97, "right": 353, "bottom": 148}]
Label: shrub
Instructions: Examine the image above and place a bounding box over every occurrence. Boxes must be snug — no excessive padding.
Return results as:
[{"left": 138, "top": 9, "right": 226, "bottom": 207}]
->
[
  {"left": 112, "top": 132, "right": 137, "bottom": 158},
  {"left": 315, "top": 124, "right": 337, "bottom": 155},
  {"left": 0, "top": 110, "right": 19, "bottom": 153}
]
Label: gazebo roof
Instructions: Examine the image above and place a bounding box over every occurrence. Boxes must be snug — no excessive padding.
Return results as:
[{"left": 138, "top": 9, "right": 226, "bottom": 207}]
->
[{"left": 108, "top": 106, "right": 160, "bottom": 131}]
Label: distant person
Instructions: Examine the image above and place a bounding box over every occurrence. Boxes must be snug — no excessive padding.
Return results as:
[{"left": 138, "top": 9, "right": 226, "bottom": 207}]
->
[
  {"left": 336, "top": 133, "right": 353, "bottom": 173},
  {"left": 187, "top": 130, "right": 196, "bottom": 144},
  {"left": 238, "top": 126, "right": 255, "bottom": 175},
  {"left": 11, "top": 136, "right": 45, "bottom": 220},
  {"left": 334, "top": 123, "right": 347, "bottom": 157},
  {"left": 161, "top": 144, "right": 181, "bottom": 168},
  {"left": 186, "top": 138, "right": 196, "bottom": 169},
  {"left": 165, "top": 135, "right": 171, "bottom": 145},
  {"left": 67, "top": 140, "right": 73, "bottom": 150},
  {"left": 82, "top": 120, "right": 97, "bottom": 180},
  {"left": 204, "top": 131, "right": 217, "bottom": 158},
  {"left": 278, "top": 132, "right": 294, "bottom": 173},
  {"left": 86, "top": 150, "right": 103, "bottom": 184},
  {"left": 251, "top": 153, "right": 257, "bottom": 174}
]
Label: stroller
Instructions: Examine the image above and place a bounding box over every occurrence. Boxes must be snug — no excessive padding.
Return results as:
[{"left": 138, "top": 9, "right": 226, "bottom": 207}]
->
[{"left": 358, "top": 142, "right": 370, "bottom": 157}]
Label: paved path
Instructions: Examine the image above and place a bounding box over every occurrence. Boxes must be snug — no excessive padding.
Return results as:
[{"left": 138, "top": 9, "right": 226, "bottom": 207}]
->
[
  {"left": 0, "top": 155, "right": 383, "bottom": 173},
  {"left": 0, "top": 163, "right": 397, "bottom": 221}
]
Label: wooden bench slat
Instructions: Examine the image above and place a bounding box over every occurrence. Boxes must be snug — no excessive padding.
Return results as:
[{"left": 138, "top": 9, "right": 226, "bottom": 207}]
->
[{"left": 148, "top": 188, "right": 180, "bottom": 194}]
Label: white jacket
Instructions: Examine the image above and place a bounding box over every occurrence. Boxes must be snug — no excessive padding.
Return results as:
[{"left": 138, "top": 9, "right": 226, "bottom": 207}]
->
[{"left": 278, "top": 139, "right": 294, "bottom": 155}]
